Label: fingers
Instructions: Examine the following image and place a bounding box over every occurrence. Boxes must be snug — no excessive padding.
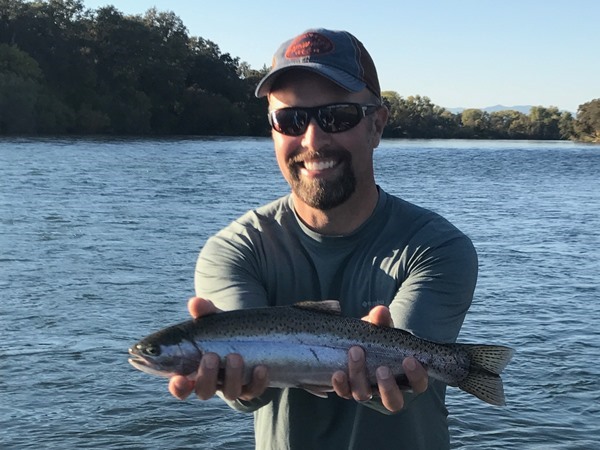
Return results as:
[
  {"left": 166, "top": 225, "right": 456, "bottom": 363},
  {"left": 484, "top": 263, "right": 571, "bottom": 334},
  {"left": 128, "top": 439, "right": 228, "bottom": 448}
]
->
[
  {"left": 193, "top": 352, "right": 221, "bottom": 400},
  {"left": 403, "top": 356, "right": 428, "bottom": 394},
  {"left": 362, "top": 305, "right": 394, "bottom": 327},
  {"left": 375, "top": 358, "right": 428, "bottom": 412},
  {"left": 187, "top": 296, "right": 220, "bottom": 319},
  {"left": 172, "top": 298, "right": 257, "bottom": 402},
  {"left": 239, "top": 365, "right": 269, "bottom": 401},
  {"left": 168, "top": 351, "right": 269, "bottom": 403},
  {"left": 347, "top": 347, "right": 372, "bottom": 401},
  {"left": 168, "top": 296, "right": 219, "bottom": 401},
  {"left": 331, "top": 346, "right": 373, "bottom": 402},
  {"left": 168, "top": 375, "right": 195, "bottom": 400},
  {"left": 196, "top": 354, "right": 269, "bottom": 401},
  {"left": 331, "top": 370, "right": 351, "bottom": 399},
  {"left": 336, "top": 303, "right": 427, "bottom": 414},
  {"left": 376, "top": 366, "right": 404, "bottom": 412},
  {"left": 221, "top": 354, "right": 244, "bottom": 400}
]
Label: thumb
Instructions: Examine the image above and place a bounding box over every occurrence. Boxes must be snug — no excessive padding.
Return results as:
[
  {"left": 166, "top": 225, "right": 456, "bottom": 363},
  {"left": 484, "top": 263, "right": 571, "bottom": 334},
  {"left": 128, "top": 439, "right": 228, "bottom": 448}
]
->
[{"left": 362, "top": 305, "right": 394, "bottom": 327}]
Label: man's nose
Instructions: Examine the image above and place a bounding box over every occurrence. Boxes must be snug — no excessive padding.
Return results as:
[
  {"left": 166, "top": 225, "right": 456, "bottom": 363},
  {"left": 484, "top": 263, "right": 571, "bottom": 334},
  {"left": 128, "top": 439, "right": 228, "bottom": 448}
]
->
[{"left": 301, "top": 118, "right": 331, "bottom": 150}]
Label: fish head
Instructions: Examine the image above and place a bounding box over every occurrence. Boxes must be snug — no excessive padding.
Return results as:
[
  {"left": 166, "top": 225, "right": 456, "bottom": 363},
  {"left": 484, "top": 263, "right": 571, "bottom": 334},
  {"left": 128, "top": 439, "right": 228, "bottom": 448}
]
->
[{"left": 128, "top": 332, "right": 202, "bottom": 378}]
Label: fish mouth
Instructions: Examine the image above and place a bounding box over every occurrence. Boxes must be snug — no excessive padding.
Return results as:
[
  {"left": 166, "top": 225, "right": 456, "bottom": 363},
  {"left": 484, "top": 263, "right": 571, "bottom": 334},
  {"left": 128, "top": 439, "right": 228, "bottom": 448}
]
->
[
  {"left": 128, "top": 349, "right": 149, "bottom": 367},
  {"left": 128, "top": 349, "right": 171, "bottom": 378}
]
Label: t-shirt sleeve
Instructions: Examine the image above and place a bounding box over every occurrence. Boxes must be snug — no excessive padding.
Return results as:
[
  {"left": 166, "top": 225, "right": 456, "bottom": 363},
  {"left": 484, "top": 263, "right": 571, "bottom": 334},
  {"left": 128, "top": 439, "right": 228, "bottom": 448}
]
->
[
  {"left": 194, "top": 225, "right": 269, "bottom": 311},
  {"left": 363, "top": 230, "right": 477, "bottom": 415},
  {"left": 194, "top": 225, "right": 278, "bottom": 413},
  {"left": 390, "top": 232, "right": 478, "bottom": 344}
]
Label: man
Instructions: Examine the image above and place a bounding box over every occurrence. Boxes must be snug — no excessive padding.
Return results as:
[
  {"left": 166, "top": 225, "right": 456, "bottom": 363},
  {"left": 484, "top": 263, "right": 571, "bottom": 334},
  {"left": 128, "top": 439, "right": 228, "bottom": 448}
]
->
[{"left": 169, "top": 29, "right": 478, "bottom": 449}]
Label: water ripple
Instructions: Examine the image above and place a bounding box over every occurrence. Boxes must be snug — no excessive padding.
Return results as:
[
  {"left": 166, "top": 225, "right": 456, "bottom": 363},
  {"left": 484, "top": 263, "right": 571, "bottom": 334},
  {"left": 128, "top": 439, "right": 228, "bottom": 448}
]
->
[{"left": 1, "top": 138, "right": 599, "bottom": 449}]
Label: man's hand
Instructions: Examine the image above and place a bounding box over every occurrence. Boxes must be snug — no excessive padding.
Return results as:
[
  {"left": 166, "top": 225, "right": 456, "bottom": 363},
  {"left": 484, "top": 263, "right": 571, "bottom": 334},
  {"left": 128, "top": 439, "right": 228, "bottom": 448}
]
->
[
  {"left": 168, "top": 297, "right": 269, "bottom": 402},
  {"left": 331, "top": 305, "right": 429, "bottom": 412}
]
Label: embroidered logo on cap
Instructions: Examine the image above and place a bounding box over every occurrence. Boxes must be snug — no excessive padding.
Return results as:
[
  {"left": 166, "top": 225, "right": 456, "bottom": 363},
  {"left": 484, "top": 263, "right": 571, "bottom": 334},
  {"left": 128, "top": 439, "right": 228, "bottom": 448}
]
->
[{"left": 284, "top": 32, "right": 334, "bottom": 59}]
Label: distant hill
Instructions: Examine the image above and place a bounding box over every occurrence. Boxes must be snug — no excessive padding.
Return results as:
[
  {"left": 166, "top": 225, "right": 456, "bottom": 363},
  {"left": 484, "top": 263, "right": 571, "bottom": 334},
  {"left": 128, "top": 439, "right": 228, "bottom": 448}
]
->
[{"left": 446, "top": 105, "right": 533, "bottom": 114}]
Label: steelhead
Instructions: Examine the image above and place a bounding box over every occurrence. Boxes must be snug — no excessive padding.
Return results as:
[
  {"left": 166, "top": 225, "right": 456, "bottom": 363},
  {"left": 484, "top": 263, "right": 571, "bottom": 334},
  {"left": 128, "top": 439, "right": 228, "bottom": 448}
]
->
[{"left": 129, "top": 301, "right": 514, "bottom": 406}]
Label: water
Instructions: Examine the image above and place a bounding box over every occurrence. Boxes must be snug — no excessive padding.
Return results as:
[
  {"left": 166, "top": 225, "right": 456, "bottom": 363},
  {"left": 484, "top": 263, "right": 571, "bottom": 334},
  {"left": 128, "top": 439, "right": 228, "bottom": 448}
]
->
[{"left": 1, "top": 137, "right": 598, "bottom": 449}]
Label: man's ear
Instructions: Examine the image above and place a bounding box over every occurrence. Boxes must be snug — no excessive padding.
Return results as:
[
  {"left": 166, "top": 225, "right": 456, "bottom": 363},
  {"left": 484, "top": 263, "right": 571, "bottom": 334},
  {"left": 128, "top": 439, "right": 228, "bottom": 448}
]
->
[{"left": 371, "top": 105, "right": 389, "bottom": 148}]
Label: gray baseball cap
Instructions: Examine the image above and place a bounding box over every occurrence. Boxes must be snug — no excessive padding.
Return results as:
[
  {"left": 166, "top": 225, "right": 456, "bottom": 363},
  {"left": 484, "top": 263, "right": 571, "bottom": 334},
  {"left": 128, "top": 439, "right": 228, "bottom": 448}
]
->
[{"left": 255, "top": 29, "right": 381, "bottom": 98}]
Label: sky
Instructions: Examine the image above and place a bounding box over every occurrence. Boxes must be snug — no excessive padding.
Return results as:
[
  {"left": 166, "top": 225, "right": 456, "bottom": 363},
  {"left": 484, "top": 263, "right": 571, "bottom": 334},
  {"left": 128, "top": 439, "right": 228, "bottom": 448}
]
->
[{"left": 81, "top": 0, "right": 599, "bottom": 112}]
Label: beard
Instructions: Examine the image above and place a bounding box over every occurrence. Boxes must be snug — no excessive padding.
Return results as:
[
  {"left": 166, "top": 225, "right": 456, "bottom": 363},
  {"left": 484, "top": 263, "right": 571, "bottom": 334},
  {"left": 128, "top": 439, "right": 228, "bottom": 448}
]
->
[{"left": 287, "top": 149, "right": 356, "bottom": 211}]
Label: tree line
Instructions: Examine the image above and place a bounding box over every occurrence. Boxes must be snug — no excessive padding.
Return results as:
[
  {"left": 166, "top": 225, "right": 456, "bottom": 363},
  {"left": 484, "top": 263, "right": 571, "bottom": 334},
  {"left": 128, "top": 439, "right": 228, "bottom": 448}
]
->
[
  {"left": 382, "top": 93, "right": 598, "bottom": 142},
  {"left": 1, "top": 1, "right": 599, "bottom": 142}
]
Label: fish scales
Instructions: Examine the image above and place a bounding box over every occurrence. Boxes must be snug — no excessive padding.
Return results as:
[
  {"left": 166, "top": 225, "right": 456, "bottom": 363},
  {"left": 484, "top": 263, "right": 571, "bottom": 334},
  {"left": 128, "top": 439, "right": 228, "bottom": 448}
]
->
[{"left": 129, "top": 300, "right": 514, "bottom": 406}]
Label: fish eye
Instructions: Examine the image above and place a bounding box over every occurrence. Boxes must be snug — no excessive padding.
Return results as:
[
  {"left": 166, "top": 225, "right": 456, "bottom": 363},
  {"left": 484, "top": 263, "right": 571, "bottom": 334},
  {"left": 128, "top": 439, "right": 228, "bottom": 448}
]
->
[{"left": 138, "top": 343, "right": 161, "bottom": 357}]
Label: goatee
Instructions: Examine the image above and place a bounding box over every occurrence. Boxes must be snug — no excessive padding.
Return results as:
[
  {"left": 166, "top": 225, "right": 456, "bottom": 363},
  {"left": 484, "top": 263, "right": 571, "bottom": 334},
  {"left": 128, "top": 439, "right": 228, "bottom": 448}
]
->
[{"left": 288, "top": 150, "right": 356, "bottom": 210}]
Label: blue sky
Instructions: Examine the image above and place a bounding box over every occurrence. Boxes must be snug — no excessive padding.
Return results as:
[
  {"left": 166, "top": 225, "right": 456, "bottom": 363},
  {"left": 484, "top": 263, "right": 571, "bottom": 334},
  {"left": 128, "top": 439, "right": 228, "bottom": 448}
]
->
[{"left": 82, "top": 0, "right": 599, "bottom": 112}]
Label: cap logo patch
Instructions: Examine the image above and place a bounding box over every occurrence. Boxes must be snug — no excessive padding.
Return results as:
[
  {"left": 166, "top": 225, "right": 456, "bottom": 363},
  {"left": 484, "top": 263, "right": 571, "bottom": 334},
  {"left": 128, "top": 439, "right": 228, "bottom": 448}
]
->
[{"left": 285, "top": 32, "right": 334, "bottom": 59}]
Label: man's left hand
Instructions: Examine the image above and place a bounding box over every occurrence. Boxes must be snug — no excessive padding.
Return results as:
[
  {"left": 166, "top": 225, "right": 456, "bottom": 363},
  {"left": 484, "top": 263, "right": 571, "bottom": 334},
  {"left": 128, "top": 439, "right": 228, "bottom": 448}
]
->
[{"left": 331, "top": 305, "right": 429, "bottom": 412}]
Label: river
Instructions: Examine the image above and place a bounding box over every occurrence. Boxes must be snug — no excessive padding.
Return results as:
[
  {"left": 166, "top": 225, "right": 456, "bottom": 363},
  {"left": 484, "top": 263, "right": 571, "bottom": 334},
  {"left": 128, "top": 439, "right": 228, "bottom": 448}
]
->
[{"left": 1, "top": 137, "right": 598, "bottom": 449}]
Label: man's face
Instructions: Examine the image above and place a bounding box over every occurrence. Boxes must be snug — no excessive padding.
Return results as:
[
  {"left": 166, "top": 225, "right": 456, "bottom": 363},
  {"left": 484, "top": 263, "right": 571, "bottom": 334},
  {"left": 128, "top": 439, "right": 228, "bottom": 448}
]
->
[{"left": 268, "top": 72, "right": 385, "bottom": 211}]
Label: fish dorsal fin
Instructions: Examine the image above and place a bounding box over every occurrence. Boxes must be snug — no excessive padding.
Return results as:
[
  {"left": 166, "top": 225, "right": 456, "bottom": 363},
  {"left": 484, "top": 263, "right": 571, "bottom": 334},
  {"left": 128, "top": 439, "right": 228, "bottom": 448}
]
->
[{"left": 293, "top": 300, "right": 341, "bottom": 315}]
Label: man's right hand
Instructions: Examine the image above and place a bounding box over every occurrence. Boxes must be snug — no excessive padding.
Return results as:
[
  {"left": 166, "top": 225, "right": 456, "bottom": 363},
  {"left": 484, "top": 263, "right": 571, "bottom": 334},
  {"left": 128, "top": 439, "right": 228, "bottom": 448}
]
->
[{"left": 167, "top": 297, "right": 269, "bottom": 402}]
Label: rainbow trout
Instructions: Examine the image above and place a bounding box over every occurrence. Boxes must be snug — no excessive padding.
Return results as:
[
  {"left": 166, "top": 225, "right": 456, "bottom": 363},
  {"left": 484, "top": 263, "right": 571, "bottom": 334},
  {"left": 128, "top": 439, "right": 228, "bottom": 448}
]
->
[{"left": 128, "top": 301, "right": 514, "bottom": 406}]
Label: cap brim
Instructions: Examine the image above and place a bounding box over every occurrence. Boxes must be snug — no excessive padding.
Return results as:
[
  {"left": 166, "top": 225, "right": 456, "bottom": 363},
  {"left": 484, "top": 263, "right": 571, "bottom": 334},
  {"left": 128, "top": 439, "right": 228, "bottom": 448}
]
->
[{"left": 255, "top": 64, "right": 367, "bottom": 98}]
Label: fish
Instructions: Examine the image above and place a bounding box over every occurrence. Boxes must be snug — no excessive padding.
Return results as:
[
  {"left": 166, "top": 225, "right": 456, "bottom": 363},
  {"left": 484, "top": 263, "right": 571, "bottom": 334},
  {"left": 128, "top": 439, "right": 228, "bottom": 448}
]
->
[{"left": 128, "top": 300, "right": 514, "bottom": 406}]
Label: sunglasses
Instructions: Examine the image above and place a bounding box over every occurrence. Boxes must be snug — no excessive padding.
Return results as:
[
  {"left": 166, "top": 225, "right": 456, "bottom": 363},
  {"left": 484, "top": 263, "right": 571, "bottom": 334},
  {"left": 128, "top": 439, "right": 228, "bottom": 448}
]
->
[{"left": 268, "top": 103, "right": 380, "bottom": 136}]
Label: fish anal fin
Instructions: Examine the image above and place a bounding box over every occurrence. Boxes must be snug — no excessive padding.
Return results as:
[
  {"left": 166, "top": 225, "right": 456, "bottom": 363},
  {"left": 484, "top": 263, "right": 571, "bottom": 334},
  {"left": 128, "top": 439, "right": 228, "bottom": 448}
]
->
[
  {"left": 293, "top": 300, "right": 341, "bottom": 316},
  {"left": 300, "top": 384, "right": 332, "bottom": 398}
]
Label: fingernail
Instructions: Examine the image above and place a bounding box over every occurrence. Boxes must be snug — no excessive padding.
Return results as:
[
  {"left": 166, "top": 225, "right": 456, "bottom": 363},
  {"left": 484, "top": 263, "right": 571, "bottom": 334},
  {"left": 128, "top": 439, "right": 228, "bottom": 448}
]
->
[
  {"left": 204, "top": 355, "right": 219, "bottom": 369},
  {"left": 377, "top": 366, "right": 391, "bottom": 380},
  {"left": 254, "top": 366, "right": 266, "bottom": 381},
  {"left": 227, "top": 355, "right": 241, "bottom": 369},
  {"left": 350, "top": 347, "right": 363, "bottom": 362},
  {"left": 405, "top": 357, "right": 416, "bottom": 371}
]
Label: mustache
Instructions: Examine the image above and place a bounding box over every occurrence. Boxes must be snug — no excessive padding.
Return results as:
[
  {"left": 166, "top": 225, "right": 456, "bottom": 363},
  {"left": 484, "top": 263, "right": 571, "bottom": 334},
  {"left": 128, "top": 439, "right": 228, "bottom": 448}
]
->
[{"left": 288, "top": 148, "right": 352, "bottom": 166}]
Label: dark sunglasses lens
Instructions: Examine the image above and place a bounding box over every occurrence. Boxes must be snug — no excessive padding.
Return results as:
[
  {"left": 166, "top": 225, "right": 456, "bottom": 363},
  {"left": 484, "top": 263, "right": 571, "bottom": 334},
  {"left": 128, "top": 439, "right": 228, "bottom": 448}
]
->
[
  {"left": 271, "top": 109, "right": 309, "bottom": 136},
  {"left": 318, "top": 104, "right": 361, "bottom": 132},
  {"left": 270, "top": 104, "right": 366, "bottom": 136}
]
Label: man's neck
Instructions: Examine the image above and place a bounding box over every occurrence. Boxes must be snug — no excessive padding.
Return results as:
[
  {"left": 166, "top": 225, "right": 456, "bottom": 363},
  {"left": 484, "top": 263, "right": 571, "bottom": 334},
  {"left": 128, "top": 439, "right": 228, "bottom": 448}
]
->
[{"left": 292, "top": 185, "right": 380, "bottom": 236}]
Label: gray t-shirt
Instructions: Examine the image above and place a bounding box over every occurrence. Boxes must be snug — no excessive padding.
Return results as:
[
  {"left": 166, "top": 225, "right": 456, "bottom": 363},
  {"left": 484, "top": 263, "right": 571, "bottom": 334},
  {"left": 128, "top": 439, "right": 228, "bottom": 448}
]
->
[{"left": 195, "top": 188, "right": 478, "bottom": 450}]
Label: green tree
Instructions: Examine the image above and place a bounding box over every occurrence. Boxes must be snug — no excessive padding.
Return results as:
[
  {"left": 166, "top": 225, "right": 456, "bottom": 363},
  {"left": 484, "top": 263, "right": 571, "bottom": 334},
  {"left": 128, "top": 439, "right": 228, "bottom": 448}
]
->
[
  {"left": 3, "top": 0, "right": 97, "bottom": 132},
  {"left": 0, "top": 44, "right": 43, "bottom": 133},
  {"left": 574, "top": 99, "right": 600, "bottom": 142},
  {"left": 489, "top": 110, "right": 529, "bottom": 139},
  {"left": 558, "top": 111, "right": 575, "bottom": 140},
  {"left": 460, "top": 109, "right": 491, "bottom": 138},
  {"left": 382, "top": 92, "right": 454, "bottom": 138},
  {"left": 5, "top": 2, "right": 586, "bottom": 138},
  {"left": 529, "top": 106, "right": 562, "bottom": 140},
  {"left": 139, "top": 8, "right": 190, "bottom": 132},
  {"left": 381, "top": 91, "right": 407, "bottom": 136},
  {"left": 90, "top": 6, "right": 157, "bottom": 133},
  {"left": 11, "top": 1, "right": 93, "bottom": 101},
  {"left": 187, "top": 37, "right": 245, "bottom": 102}
]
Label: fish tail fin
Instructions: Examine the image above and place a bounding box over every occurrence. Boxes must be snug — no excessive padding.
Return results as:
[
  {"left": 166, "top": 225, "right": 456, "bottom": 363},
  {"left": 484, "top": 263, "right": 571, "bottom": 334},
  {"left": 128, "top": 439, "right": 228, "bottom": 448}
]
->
[{"left": 457, "top": 345, "right": 515, "bottom": 406}]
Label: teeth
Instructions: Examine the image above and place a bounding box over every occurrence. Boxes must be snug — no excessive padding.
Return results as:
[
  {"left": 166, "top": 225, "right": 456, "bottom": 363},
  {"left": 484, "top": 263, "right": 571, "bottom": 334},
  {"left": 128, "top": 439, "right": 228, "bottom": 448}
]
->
[{"left": 304, "top": 160, "right": 336, "bottom": 171}]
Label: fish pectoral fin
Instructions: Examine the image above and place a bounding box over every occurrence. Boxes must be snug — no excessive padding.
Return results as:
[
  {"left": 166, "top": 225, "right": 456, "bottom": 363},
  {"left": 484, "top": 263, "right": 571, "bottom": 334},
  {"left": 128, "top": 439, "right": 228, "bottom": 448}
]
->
[{"left": 300, "top": 384, "right": 332, "bottom": 398}]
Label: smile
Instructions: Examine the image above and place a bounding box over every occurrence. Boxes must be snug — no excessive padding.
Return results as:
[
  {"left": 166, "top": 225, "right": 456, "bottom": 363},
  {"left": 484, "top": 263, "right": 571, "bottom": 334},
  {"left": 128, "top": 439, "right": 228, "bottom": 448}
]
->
[{"left": 303, "top": 159, "right": 337, "bottom": 171}]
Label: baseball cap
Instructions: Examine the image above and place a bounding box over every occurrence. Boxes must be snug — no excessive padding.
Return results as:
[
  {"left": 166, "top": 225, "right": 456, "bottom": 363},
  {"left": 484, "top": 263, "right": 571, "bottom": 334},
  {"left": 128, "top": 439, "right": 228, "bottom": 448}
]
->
[{"left": 255, "top": 28, "right": 381, "bottom": 99}]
